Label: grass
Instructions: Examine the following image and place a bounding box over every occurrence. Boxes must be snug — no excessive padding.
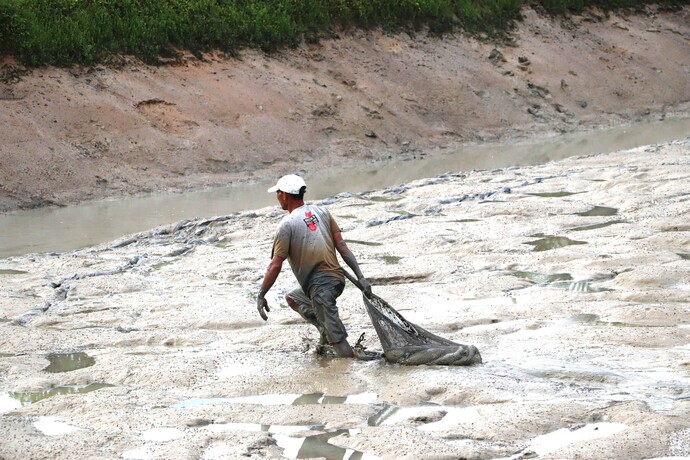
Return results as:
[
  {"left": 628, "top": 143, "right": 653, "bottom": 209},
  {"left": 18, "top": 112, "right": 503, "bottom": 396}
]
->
[{"left": 0, "top": 0, "right": 684, "bottom": 67}]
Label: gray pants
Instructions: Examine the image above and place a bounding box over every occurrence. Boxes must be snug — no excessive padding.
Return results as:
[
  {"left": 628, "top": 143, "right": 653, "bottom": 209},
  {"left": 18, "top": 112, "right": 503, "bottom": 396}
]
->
[{"left": 287, "top": 275, "right": 347, "bottom": 344}]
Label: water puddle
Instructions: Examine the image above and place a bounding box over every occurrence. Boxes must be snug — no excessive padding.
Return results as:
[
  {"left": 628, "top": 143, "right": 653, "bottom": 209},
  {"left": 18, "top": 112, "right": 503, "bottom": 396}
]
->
[
  {"left": 512, "top": 271, "right": 612, "bottom": 292},
  {"left": 374, "top": 400, "right": 635, "bottom": 458},
  {"left": 575, "top": 206, "right": 618, "bottom": 217},
  {"left": 0, "top": 269, "right": 27, "bottom": 275},
  {"left": 554, "top": 281, "right": 613, "bottom": 293},
  {"left": 497, "top": 423, "right": 628, "bottom": 459},
  {"left": 381, "top": 255, "right": 403, "bottom": 265},
  {"left": 1, "top": 383, "right": 108, "bottom": 413},
  {"left": 204, "top": 422, "right": 321, "bottom": 434},
  {"left": 571, "top": 313, "right": 602, "bottom": 324},
  {"left": 569, "top": 220, "right": 625, "bottom": 232},
  {"left": 569, "top": 314, "right": 671, "bottom": 327},
  {"left": 141, "top": 427, "right": 185, "bottom": 442},
  {"left": 195, "top": 423, "right": 378, "bottom": 459},
  {"left": 344, "top": 240, "right": 384, "bottom": 247},
  {"left": 660, "top": 225, "right": 690, "bottom": 232},
  {"left": 370, "top": 403, "right": 479, "bottom": 432},
  {"left": 173, "top": 392, "right": 382, "bottom": 458},
  {"left": 274, "top": 429, "right": 376, "bottom": 460},
  {"left": 344, "top": 201, "right": 376, "bottom": 208},
  {"left": 0, "top": 352, "right": 15, "bottom": 357},
  {"left": 43, "top": 352, "right": 95, "bottom": 373},
  {"left": 173, "top": 392, "right": 377, "bottom": 408},
  {"left": 513, "top": 271, "right": 573, "bottom": 285},
  {"left": 367, "top": 196, "right": 404, "bottom": 203},
  {"left": 8, "top": 383, "right": 114, "bottom": 406},
  {"left": 151, "top": 261, "right": 174, "bottom": 270},
  {"left": 0, "top": 393, "right": 22, "bottom": 413},
  {"left": 678, "top": 253, "right": 690, "bottom": 261},
  {"left": 525, "top": 236, "right": 587, "bottom": 251},
  {"left": 527, "top": 191, "right": 583, "bottom": 198},
  {"left": 34, "top": 416, "right": 85, "bottom": 436}
]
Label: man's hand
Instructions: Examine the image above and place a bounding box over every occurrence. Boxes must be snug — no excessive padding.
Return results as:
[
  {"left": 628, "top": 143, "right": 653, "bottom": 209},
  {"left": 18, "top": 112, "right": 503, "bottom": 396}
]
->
[
  {"left": 257, "top": 295, "right": 270, "bottom": 321},
  {"left": 358, "top": 277, "right": 372, "bottom": 297}
]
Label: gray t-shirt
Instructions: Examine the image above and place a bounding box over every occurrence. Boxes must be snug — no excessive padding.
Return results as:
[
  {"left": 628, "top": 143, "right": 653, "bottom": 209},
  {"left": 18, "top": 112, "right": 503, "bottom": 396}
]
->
[{"left": 271, "top": 204, "right": 344, "bottom": 290}]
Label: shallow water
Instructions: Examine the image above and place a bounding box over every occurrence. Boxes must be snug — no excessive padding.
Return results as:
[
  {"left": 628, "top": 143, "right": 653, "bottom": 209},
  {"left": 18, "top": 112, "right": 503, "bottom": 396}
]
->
[
  {"left": 8, "top": 383, "right": 113, "bottom": 406},
  {"left": 0, "top": 117, "right": 688, "bottom": 259},
  {"left": 43, "top": 352, "right": 95, "bottom": 373}
]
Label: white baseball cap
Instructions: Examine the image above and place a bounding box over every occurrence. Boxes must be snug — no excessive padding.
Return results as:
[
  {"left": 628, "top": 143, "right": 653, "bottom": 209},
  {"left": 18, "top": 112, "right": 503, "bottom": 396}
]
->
[{"left": 267, "top": 174, "right": 307, "bottom": 194}]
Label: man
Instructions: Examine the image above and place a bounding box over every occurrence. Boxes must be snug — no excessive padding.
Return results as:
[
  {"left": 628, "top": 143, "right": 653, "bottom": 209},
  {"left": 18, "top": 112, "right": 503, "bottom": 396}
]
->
[{"left": 257, "top": 174, "right": 372, "bottom": 358}]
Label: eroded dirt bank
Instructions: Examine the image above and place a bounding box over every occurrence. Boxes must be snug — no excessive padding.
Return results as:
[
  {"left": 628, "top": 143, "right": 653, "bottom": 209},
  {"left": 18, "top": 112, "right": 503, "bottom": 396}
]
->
[
  {"left": 1, "top": 6, "right": 689, "bottom": 213},
  {"left": 0, "top": 139, "right": 689, "bottom": 459}
]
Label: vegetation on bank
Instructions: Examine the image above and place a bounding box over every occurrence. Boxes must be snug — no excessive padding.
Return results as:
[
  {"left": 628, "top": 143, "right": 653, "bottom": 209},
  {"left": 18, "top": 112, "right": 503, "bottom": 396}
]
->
[{"left": 0, "top": 0, "right": 684, "bottom": 67}]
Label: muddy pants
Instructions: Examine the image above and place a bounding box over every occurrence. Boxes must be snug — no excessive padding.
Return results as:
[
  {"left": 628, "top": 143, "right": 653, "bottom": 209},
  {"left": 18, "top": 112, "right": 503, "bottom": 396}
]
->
[{"left": 287, "top": 275, "right": 347, "bottom": 344}]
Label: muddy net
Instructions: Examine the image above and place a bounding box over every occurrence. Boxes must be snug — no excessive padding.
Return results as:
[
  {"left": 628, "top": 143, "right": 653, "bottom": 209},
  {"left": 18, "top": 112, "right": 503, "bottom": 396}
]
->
[{"left": 360, "top": 292, "right": 482, "bottom": 366}]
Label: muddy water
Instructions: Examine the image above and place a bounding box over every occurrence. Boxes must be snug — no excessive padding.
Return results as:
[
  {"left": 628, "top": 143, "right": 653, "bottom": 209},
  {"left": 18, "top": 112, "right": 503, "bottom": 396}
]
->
[{"left": 0, "top": 117, "right": 688, "bottom": 259}]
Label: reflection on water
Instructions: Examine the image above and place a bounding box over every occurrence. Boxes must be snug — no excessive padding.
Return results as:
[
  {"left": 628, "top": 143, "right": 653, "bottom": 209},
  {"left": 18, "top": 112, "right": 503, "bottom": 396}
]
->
[
  {"left": 527, "top": 191, "right": 583, "bottom": 198},
  {"left": 497, "top": 423, "right": 628, "bottom": 459},
  {"left": 43, "top": 352, "right": 95, "bottom": 373},
  {"left": 1, "top": 117, "right": 688, "bottom": 258},
  {"left": 557, "top": 281, "right": 613, "bottom": 293},
  {"left": 569, "top": 313, "right": 672, "bottom": 327},
  {"left": 575, "top": 206, "right": 618, "bottom": 217},
  {"left": 368, "top": 404, "right": 400, "bottom": 426},
  {"left": 0, "top": 269, "right": 28, "bottom": 275},
  {"left": 525, "top": 236, "right": 587, "bottom": 252},
  {"left": 275, "top": 429, "right": 373, "bottom": 460},
  {"left": 513, "top": 271, "right": 573, "bottom": 285},
  {"left": 10, "top": 383, "right": 114, "bottom": 406},
  {"left": 173, "top": 392, "right": 377, "bottom": 408},
  {"left": 569, "top": 220, "right": 625, "bottom": 232},
  {"left": 345, "top": 240, "right": 384, "bottom": 247}
]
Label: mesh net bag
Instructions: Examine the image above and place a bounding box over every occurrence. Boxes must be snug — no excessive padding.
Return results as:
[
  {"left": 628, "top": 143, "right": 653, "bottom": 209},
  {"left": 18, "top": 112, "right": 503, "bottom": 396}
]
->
[{"left": 361, "top": 292, "right": 482, "bottom": 366}]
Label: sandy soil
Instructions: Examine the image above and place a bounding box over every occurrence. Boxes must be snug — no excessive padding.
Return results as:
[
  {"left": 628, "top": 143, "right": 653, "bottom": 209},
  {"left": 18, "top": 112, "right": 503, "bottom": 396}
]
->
[{"left": 1, "top": 6, "right": 689, "bottom": 213}]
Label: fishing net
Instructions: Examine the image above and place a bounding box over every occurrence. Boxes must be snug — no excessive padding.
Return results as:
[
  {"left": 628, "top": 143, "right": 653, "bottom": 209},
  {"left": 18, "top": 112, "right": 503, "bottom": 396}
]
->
[{"left": 360, "top": 292, "right": 482, "bottom": 366}]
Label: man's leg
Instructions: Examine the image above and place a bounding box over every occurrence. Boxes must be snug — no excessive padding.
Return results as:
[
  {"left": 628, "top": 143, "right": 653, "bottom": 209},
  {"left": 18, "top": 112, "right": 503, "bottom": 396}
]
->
[
  {"left": 332, "top": 340, "right": 354, "bottom": 358},
  {"left": 285, "top": 290, "right": 328, "bottom": 347},
  {"left": 309, "top": 278, "right": 355, "bottom": 358}
]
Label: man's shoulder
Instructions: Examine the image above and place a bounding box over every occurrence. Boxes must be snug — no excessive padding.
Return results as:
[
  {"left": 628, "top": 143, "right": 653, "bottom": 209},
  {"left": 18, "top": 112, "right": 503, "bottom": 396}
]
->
[{"left": 306, "top": 203, "right": 330, "bottom": 217}]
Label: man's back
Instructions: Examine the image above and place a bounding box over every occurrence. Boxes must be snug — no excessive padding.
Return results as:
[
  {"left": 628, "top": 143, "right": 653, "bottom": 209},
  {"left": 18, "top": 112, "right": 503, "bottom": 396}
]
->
[{"left": 272, "top": 203, "right": 344, "bottom": 290}]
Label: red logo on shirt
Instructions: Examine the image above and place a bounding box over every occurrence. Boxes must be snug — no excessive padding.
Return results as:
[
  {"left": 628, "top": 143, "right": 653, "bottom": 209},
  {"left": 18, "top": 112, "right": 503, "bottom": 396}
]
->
[{"left": 304, "top": 211, "right": 319, "bottom": 231}]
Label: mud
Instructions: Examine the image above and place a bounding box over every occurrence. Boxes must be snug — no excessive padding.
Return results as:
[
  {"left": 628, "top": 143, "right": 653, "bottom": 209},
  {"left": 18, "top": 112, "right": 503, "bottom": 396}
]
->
[{"left": 1, "top": 139, "right": 689, "bottom": 459}]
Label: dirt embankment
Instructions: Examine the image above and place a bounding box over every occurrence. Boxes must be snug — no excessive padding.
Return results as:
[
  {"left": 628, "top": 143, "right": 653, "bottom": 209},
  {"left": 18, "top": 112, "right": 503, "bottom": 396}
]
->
[{"left": 1, "top": 6, "right": 689, "bottom": 213}]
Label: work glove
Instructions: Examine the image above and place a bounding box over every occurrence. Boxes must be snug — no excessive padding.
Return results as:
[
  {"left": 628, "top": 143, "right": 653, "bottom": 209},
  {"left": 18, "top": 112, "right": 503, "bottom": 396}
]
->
[
  {"left": 257, "top": 294, "right": 270, "bottom": 321},
  {"left": 358, "top": 277, "right": 372, "bottom": 297}
]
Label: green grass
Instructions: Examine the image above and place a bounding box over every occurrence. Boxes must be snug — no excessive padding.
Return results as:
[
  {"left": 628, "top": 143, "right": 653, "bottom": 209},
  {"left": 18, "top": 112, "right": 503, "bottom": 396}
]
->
[{"left": 0, "top": 0, "right": 684, "bottom": 67}]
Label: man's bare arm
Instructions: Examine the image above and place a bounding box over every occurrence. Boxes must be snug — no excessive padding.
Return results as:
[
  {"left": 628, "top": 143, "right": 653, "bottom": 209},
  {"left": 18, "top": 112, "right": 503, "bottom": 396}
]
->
[
  {"left": 259, "top": 255, "right": 285, "bottom": 297},
  {"left": 257, "top": 255, "right": 285, "bottom": 320},
  {"left": 334, "top": 231, "right": 371, "bottom": 295}
]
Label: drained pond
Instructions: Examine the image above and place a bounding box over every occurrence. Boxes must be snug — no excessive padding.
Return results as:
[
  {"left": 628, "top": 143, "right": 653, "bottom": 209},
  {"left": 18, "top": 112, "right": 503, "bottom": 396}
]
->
[{"left": 0, "top": 125, "right": 689, "bottom": 459}]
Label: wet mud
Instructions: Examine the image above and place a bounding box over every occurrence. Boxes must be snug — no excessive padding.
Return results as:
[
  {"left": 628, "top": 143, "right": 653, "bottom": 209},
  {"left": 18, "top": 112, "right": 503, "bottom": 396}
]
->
[{"left": 1, "top": 140, "right": 689, "bottom": 459}]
